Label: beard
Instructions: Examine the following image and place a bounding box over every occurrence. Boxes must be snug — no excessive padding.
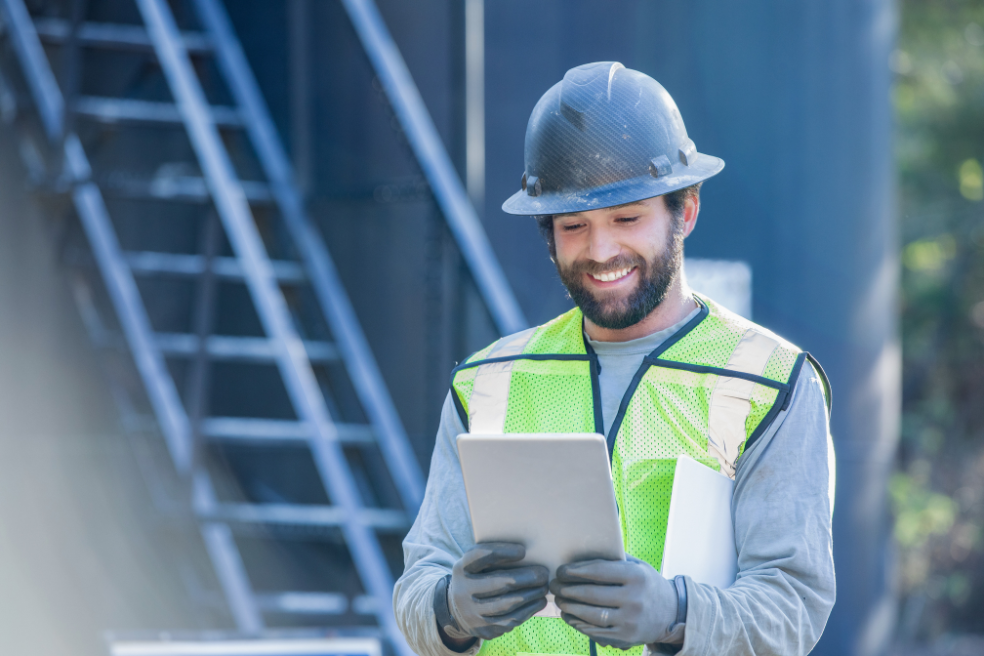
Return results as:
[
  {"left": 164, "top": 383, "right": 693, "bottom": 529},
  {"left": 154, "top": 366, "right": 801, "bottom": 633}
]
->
[{"left": 556, "top": 220, "right": 684, "bottom": 330}]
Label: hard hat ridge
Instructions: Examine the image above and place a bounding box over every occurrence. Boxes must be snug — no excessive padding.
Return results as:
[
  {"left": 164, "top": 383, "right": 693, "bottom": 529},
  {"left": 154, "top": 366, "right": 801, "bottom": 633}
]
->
[
  {"left": 558, "top": 61, "right": 623, "bottom": 123},
  {"left": 503, "top": 62, "right": 725, "bottom": 216}
]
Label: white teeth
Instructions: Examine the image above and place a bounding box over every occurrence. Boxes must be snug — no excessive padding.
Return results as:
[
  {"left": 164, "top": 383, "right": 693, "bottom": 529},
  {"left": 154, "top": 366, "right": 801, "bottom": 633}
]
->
[{"left": 591, "top": 267, "right": 632, "bottom": 282}]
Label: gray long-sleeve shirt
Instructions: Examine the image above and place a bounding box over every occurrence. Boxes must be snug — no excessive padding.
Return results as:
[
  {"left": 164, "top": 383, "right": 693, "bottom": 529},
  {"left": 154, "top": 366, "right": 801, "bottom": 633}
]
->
[{"left": 394, "top": 312, "right": 836, "bottom": 656}]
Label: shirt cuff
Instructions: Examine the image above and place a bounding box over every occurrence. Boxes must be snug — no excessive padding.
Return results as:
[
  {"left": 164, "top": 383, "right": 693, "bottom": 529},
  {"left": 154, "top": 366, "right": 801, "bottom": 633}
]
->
[
  {"left": 670, "top": 576, "right": 715, "bottom": 656},
  {"left": 427, "top": 577, "right": 483, "bottom": 656}
]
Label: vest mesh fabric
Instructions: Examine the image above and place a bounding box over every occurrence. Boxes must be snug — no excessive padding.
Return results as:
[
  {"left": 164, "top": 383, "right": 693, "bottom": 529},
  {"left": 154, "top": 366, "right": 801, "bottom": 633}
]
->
[
  {"left": 612, "top": 365, "right": 722, "bottom": 570},
  {"left": 450, "top": 297, "right": 803, "bottom": 656},
  {"left": 660, "top": 297, "right": 754, "bottom": 366},
  {"left": 503, "top": 358, "right": 595, "bottom": 434},
  {"left": 524, "top": 309, "right": 588, "bottom": 355}
]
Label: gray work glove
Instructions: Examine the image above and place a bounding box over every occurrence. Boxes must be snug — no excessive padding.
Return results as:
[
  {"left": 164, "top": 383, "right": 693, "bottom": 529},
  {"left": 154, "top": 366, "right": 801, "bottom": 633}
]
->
[
  {"left": 550, "top": 556, "right": 680, "bottom": 650},
  {"left": 437, "top": 542, "right": 549, "bottom": 642}
]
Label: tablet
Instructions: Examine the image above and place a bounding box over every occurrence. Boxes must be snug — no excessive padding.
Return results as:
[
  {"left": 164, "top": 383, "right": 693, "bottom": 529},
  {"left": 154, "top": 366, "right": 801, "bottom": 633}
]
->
[{"left": 457, "top": 433, "right": 625, "bottom": 616}]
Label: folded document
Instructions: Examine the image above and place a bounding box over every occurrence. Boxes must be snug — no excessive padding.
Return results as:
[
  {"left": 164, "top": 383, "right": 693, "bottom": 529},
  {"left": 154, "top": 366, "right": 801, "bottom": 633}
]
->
[{"left": 660, "top": 455, "right": 739, "bottom": 589}]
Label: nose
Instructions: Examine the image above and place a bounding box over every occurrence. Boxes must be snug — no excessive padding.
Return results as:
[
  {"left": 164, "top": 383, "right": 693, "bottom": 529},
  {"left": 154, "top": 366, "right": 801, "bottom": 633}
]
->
[{"left": 586, "top": 223, "right": 621, "bottom": 264}]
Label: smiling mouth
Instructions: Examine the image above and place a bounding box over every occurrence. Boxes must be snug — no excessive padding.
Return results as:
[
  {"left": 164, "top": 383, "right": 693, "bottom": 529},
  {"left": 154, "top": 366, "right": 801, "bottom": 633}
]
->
[{"left": 588, "top": 267, "right": 635, "bottom": 283}]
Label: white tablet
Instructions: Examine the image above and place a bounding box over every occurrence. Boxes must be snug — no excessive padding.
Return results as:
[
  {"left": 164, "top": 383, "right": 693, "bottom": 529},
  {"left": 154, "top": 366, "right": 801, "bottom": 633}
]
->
[{"left": 457, "top": 433, "right": 625, "bottom": 616}]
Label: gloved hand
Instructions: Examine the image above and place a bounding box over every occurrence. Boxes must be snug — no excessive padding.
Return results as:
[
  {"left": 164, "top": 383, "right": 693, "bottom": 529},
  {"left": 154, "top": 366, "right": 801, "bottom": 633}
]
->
[
  {"left": 550, "top": 556, "right": 680, "bottom": 650},
  {"left": 439, "top": 542, "right": 550, "bottom": 642}
]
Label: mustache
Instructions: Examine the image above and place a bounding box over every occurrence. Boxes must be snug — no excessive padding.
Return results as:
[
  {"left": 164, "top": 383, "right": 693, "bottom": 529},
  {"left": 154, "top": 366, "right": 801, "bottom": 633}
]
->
[{"left": 562, "top": 253, "right": 646, "bottom": 276}]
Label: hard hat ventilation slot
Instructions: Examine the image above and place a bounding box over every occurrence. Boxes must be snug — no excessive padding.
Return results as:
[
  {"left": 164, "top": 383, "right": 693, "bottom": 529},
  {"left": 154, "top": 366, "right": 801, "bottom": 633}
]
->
[{"left": 649, "top": 155, "right": 672, "bottom": 179}]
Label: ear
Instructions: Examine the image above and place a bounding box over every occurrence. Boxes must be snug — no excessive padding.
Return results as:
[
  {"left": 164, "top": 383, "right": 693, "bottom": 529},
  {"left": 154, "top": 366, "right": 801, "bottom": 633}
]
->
[{"left": 681, "top": 195, "right": 700, "bottom": 238}]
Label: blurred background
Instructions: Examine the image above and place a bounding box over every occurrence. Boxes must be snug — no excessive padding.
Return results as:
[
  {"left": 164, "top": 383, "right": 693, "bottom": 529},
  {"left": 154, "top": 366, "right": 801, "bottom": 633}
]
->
[
  {"left": 0, "top": 0, "right": 977, "bottom": 655},
  {"left": 893, "top": 0, "right": 984, "bottom": 653}
]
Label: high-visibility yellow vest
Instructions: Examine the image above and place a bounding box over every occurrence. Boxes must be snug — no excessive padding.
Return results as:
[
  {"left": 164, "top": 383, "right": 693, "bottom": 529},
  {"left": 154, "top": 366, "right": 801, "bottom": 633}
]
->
[{"left": 450, "top": 295, "right": 828, "bottom": 656}]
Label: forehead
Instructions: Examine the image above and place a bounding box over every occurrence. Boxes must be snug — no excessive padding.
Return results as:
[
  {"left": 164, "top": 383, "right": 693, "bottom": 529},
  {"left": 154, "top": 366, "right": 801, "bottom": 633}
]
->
[{"left": 554, "top": 199, "right": 654, "bottom": 221}]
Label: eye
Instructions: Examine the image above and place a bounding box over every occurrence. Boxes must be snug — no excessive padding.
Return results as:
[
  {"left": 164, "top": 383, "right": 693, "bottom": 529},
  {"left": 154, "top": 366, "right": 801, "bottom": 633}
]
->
[
  {"left": 561, "top": 222, "right": 586, "bottom": 232},
  {"left": 615, "top": 216, "right": 640, "bottom": 224}
]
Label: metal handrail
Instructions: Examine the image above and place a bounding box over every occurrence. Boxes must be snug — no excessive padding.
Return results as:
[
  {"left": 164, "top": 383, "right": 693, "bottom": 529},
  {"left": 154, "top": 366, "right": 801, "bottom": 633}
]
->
[
  {"left": 133, "top": 0, "right": 411, "bottom": 650},
  {"left": 192, "top": 0, "right": 424, "bottom": 514}
]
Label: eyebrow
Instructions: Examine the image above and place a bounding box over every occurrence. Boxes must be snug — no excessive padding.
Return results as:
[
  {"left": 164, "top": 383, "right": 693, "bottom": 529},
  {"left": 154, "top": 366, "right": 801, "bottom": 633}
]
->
[{"left": 555, "top": 201, "right": 647, "bottom": 219}]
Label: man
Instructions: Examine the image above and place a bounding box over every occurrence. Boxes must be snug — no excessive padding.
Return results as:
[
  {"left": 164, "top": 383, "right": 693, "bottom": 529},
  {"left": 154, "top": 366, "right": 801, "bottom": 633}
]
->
[{"left": 395, "top": 62, "right": 835, "bottom": 656}]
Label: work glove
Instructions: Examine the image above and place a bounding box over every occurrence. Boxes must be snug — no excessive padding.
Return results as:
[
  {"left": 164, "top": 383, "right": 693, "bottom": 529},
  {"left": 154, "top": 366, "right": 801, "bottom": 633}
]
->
[
  {"left": 435, "top": 542, "right": 550, "bottom": 643},
  {"left": 550, "top": 556, "right": 681, "bottom": 650}
]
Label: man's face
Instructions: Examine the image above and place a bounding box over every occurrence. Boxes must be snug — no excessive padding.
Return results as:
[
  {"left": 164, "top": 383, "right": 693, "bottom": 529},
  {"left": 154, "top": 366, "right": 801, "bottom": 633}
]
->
[{"left": 552, "top": 196, "right": 686, "bottom": 330}]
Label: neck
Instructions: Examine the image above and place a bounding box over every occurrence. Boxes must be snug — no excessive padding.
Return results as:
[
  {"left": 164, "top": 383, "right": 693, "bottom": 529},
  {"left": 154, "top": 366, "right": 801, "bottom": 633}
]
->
[{"left": 583, "top": 278, "right": 697, "bottom": 343}]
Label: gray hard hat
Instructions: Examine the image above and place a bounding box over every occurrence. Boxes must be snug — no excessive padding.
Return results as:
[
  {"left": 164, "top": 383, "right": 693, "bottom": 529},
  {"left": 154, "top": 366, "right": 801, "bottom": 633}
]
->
[{"left": 502, "top": 62, "right": 724, "bottom": 216}]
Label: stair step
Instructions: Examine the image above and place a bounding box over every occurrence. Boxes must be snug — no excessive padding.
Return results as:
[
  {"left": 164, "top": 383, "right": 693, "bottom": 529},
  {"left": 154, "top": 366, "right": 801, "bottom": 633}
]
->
[
  {"left": 33, "top": 18, "right": 212, "bottom": 53},
  {"left": 200, "top": 417, "right": 375, "bottom": 444},
  {"left": 75, "top": 96, "right": 243, "bottom": 127},
  {"left": 154, "top": 333, "right": 339, "bottom": 363},
  {"left": 125, "top": 251, "right": 305, "bottom": 283},
  {"left": 201, "top": 502, "right": 408, "bottom": 530},
  {"left": 101, "top": 175, "right": 273, "bottom": 204},
  {"left": 253, "top": 592, "right": 377, "bottom": 616}
]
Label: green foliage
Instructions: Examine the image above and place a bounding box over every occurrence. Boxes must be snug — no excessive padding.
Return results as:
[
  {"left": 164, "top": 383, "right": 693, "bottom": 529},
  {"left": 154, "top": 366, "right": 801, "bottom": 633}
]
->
[
  {"left": 896, "top": 0, "right": 984, "bottom": 638},
  {"left": 891, "top": 470, "right": 957, "bottom": 550}
]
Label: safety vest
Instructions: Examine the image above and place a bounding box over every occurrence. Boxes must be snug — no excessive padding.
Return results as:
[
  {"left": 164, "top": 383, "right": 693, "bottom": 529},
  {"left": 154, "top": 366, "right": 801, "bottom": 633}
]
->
[{"left": 450, "top": 295, "right": 828, "bottom": 656}]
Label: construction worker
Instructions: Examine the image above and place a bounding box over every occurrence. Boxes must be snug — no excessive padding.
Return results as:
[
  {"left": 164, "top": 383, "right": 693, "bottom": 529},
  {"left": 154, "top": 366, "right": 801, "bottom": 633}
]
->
[{"left": 395, "top": 62, "right": 835, "bottom": 656}]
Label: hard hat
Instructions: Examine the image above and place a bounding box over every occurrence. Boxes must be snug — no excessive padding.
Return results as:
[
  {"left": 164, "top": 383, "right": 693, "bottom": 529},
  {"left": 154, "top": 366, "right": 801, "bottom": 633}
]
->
[{"left": 502, "top": 62, "right": 725, "bottom": 216}]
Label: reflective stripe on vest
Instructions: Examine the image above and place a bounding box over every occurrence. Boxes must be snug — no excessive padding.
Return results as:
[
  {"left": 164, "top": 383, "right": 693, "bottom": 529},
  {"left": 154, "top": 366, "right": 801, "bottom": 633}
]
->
[
  {"left": 469, "top": 327, "right": 537, "bottom": 433},
  {"left": 708, "top": 328, "right": 780, "bottom": 478}
]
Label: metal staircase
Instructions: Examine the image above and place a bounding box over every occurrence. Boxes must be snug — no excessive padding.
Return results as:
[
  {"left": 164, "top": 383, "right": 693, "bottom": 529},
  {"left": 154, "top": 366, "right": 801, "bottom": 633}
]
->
[{"left": 0, "top": 0, "right": 525, "bottom": 652}]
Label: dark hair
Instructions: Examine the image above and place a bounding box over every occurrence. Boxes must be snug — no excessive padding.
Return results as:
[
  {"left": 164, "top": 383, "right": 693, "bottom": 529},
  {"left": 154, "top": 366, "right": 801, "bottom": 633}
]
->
[
  {"left": 533, "top": 182, "right": 702, "bottom": 256},
  {"left": 662, "top": 182, "right": 702, "bottom": 220}
]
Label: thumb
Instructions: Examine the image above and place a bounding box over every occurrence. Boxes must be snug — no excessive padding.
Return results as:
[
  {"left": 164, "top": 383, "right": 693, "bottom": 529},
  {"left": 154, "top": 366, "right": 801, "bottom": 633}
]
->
[{"left": 462, "top": 542, "right": 526, "bottom": 574}]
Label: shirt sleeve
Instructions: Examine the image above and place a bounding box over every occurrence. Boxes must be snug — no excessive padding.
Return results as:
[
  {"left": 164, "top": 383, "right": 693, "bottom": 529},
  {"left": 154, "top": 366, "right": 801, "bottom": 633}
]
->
[
  {"left": 677, "top": 363, "right": 836, "bottom": 656},
  {"left": 394, "top": 392, "right": 483, "bottom": 656}
]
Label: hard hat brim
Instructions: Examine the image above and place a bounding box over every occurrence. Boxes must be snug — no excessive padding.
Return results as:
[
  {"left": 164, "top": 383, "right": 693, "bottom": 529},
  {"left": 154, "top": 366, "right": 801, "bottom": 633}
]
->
[{"left": 501, "top": 153, "right": 725, "bottom": 216}]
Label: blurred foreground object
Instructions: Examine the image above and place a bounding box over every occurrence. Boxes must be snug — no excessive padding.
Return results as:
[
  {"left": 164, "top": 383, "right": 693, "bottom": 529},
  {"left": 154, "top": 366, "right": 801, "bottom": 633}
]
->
[{"left": 108, "top": 637, "right": 380, "bottom": 656}]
